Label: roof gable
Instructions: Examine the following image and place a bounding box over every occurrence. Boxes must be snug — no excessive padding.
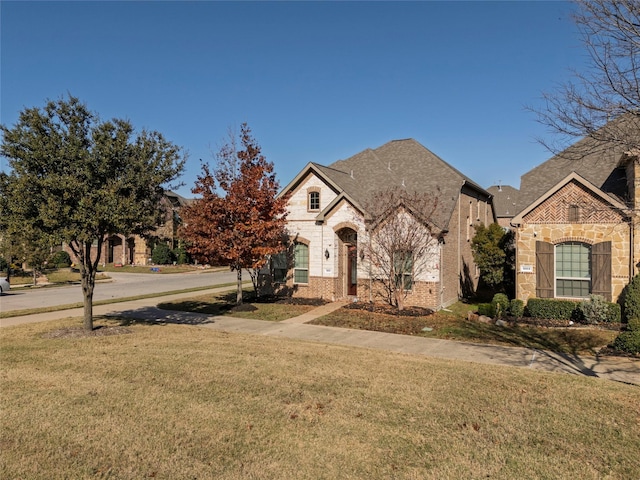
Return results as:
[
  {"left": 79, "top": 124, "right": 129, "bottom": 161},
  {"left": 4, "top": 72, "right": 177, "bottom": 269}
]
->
[
  {"left": 324, "top": 139, "right": 490, "bottom": 228},
  {"left": 512, "top": 172, "right": 628, "bottom": 226}
]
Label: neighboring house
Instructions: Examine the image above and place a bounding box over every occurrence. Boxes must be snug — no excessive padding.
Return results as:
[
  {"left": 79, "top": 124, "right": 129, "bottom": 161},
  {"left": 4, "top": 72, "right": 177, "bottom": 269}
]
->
[
  {"left": 271, "top": 139, "right": 495, "bottom": 309},
  {"left": 486, "top": 184, "right": 521, "bottom": 229},
  {"left": 63, "top": 190, "right": 192, "bottom": 266},
  {"left": 511, "top": 119, "right": 640, "bottom": 303}
]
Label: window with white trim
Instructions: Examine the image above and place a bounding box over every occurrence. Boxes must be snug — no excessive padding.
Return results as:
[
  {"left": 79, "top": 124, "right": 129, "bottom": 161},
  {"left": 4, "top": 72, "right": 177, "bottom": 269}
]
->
[
  {"left": 308, "top": 191, "right": 320, "bottom": 211},
  {"left": 393, "top": 250, "right": 413, "bottom": 290},
  {"left": 293, "top": 243, "right": 309, "bottom": 284}
]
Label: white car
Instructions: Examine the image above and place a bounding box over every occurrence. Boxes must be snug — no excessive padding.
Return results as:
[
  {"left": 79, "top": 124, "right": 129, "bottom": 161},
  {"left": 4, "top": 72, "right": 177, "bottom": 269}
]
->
[{"left": 0, "top": 276, "right": 10, "bottom": 294}]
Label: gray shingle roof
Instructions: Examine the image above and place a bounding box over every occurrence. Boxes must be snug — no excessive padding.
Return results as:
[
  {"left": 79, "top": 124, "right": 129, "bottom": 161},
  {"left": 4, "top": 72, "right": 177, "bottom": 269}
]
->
[
  {"left": 317, "top": 139, "right": 490, "bottom": 229},
  {"left": 486, "top": 185, "right": 521, "bottom": 218},
  {"left": 517, "top": 116, "right": 637, "bottom": 212}
]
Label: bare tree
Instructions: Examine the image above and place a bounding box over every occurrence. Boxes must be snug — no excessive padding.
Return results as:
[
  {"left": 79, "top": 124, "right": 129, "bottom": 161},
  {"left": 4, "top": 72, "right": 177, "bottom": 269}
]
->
[
  {"left": 533, "top": 0, "right": 640, "bottom": 155},
  {"left": 362, "top": 188, "right": 440, "bottom": 311}
]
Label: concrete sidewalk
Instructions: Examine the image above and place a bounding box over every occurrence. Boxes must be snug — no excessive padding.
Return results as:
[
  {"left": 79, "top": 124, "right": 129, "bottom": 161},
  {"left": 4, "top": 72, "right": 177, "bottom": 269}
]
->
[{"left": 3, "top": 293, "right": 639, "bottom": 385}]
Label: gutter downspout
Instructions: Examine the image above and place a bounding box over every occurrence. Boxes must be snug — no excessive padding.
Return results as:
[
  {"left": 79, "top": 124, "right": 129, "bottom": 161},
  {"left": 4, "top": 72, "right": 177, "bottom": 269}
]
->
[
  {"left": 321, "top": 222, "right": 324, "bottom": 299},
  {"left": 457, "top": 188, "right": 461, "bottom": 300},
  {"left": 439, "top": 240, "right": 443, "bottom": 309},
  {"left": 631, "top": 215, "right": 635, "bottom": 282}
]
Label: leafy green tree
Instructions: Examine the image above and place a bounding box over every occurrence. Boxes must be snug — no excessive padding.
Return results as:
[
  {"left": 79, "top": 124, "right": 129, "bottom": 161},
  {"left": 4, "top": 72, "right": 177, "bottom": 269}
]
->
[
  {"left": 471, "top": 223, "right": 514, "bottom": 293},
  {"left": 1, "top": 96, "right": 185, "bottom": 330}
]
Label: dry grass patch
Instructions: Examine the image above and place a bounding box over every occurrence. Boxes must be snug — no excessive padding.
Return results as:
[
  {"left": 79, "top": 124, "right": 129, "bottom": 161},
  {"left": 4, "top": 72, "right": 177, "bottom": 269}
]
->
[
  {"left": 1, "top": 317, "right": 639, "bottom": 479},
  {"left": 99, "top": 264, "right": 225, "bottom": 274},
  {"left": 311, "top": 303, "right": 619, "bottom": 356},
  {"left": 159, "top": 291, "right": 325, "bottom": 321}
]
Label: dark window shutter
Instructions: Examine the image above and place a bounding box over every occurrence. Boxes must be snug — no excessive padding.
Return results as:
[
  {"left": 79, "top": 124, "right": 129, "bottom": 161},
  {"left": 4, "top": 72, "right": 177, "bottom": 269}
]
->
[
  {"left": 591, "top": 241, "right": 612, "bottom": 301},
  {"left": 536, "top": 241, "right": 554, "bottom": 298}
]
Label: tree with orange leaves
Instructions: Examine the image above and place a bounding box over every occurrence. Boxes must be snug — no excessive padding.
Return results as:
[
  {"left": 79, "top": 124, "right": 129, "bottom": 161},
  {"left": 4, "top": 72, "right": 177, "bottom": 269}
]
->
[{"left": 180, "top": 124, "right": 288, "bottom": 304}]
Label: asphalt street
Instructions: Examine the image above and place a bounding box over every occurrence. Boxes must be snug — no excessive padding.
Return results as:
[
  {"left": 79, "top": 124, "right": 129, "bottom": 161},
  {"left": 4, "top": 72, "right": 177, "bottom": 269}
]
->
[{"left": 0, "top": 269, "right": 241, "bottom": 312}]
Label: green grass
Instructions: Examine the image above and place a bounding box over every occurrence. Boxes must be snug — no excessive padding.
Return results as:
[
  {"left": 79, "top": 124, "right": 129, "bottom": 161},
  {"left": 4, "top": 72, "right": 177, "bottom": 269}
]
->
[{"left": 1, "top": 317, "right": 639, "bottom": 479}]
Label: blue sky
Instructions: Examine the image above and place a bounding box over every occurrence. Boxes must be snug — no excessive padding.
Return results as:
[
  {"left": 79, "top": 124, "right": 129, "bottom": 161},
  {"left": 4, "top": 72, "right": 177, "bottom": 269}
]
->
[{"left": 1, "top": 1, "right": 583, "bottom": 198}]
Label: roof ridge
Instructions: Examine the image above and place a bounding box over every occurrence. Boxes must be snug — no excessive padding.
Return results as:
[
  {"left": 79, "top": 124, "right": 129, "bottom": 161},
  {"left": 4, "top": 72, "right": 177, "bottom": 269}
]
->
[{"left": 388, "top": 139, "right": 489, "bottom": 194}]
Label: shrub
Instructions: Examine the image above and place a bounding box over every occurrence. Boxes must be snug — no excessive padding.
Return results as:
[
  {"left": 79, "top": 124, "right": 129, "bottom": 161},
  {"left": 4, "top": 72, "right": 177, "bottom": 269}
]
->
[
  {"left": 48, "top": 250, "right": 71, "bottom": 268},
  {"left": 526, "top": 298, "right": 578, "bottom": 320},
  {"left": 491, "top": 293, "right": 509, "bottom": 319},
  {"left": 578, "top": 295, "right": 612, "bottom": 324},
  {"left": 622, "top": 273, "right": 640, "bottom": 322},
  {"left": 611, "top": 330, "right": 640, "bottom": 355},
  {"left": 0, "top": 256, "right": 7, "bottom": 271},
  {"left": 509, "top": 299, "right": 524, "bottom": 319},
  {"left": 605, "top": 302, "right": 622, "bottom": 323},
  {"left": 173, "top": 245, "right": 191, "bottom": 265},
  {"left": 477, "top": 303, "right": 494, "bottom": 317},
  {"left": 628, "top": 317, "right": 640, "bottom": 332},
  {"left": 151, "top": 243, "right": 175, "bottom": 265}
]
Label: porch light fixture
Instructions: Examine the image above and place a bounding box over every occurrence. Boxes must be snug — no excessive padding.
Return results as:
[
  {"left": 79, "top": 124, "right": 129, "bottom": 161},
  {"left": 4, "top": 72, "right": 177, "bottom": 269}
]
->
[{"left": 324, "top": 249, "right": 330, "bottom": 259}]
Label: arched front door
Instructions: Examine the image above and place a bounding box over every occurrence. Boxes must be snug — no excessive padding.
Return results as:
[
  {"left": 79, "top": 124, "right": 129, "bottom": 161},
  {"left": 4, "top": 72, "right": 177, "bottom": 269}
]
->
[
  {"left": 337, "top": 227, "right": 358, "bottom": 298},
  {"left": 347, "top": 245, "right": 357, "bottom": 296}
]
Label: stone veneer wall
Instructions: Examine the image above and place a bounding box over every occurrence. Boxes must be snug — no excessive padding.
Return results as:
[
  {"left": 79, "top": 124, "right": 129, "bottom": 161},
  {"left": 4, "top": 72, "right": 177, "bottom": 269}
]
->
[{"left": 516, "top": 181, "right": 631, "bottom": 302}]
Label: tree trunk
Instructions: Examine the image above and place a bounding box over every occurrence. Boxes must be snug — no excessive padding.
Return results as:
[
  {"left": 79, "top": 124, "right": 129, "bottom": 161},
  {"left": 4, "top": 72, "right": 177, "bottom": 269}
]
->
[
  {"left": 395, "top": 288, "right": 405, "bottom": 311},
  {"left": 236, "top": 267, "right": 243, "bottom": 305},
  {"left": 82, "top": 269, "right": 95, "bottom": 331}
]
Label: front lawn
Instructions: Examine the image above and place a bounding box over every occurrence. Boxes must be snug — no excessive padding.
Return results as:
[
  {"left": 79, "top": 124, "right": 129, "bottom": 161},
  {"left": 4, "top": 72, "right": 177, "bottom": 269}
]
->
[
  {"left": 1, "top": 317, "right": 638, "bottom": 479},
  {"left": 309, "top": 301, "right": 620, "bottom": 357}
]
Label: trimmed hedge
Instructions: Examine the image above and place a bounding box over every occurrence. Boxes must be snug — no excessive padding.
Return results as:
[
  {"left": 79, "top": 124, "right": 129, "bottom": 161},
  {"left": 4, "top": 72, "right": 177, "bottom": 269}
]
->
[
  {"left": 525, "top": 297, "right": 620, "bottom": 323},
  {"left": 622, "top": 274, "right": 640, "bottom": 323},
  {"left": 477, "top": 303, "right": 494, "bottom": 317},
  {"left": 611, "top": 330, "right": 640, "bottom": 354},
  {"left": 509, "top": 299, "right": 525, "bottom": 319},
  {"left": 491, "top": 293, "right": 509, "bottom": 319},
  {"left": 526, "top": 298, "right": 578, "bottom": 321},
  {"left": 604, "top": 302, "right": 622, "bottom": 323},
  {"left": 628, "top": 317, "right": 640, "bottom": 332}
]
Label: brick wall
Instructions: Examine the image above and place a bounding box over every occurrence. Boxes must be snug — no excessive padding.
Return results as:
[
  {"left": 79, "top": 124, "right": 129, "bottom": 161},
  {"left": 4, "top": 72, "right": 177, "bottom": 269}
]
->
[{"left": 441, "top": 187, "right": 490, "bottom": 306}]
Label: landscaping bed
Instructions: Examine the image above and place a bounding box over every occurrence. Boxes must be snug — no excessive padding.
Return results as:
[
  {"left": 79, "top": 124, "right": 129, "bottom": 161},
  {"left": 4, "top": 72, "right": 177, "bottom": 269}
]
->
[{"left": 310, "top": 300, "right": 623, "bottom": 356}]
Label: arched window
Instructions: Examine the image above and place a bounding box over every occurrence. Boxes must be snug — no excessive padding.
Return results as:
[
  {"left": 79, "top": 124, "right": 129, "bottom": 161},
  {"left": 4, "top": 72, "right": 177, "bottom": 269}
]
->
[
  {"left": 308, "top": 190, "right": 320, "bottom": 211},
  {"left": 293, "top": 243, "right": 309, "bottom": 284},
  {"left": 270, "top": 251, "right": 287, "bottom": 283},
  {"left": 555, "top": 242, "right": 590, "bottom": 297}
]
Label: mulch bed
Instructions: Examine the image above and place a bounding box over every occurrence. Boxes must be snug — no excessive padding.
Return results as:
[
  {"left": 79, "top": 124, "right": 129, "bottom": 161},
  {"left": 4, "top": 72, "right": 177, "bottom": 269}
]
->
[
  {"left": 512, "top": 316, "right": 623, "bottom": 331},
  {"left": 250, "top": 296, "right": 329, "bottom": 307},
  {"left": 342, "top": 301, "right": 434, "bottom": 317},
  {"left": 230, "top": 296, "right": 329, "bottom": 313}
]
